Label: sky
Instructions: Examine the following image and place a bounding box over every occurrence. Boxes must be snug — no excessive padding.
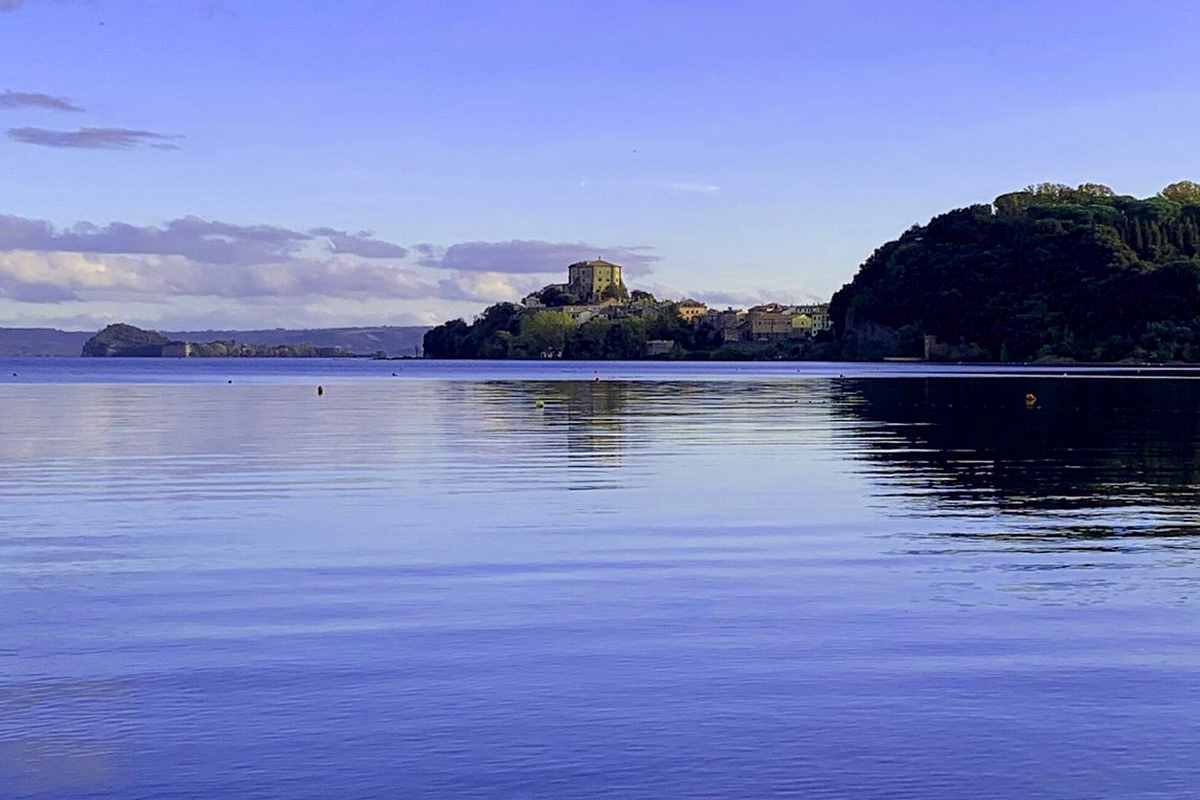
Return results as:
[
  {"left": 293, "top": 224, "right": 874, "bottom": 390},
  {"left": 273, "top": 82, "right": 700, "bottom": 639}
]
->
[{"left": 2, "top": 0, "right": 1199, "bottom": 330}]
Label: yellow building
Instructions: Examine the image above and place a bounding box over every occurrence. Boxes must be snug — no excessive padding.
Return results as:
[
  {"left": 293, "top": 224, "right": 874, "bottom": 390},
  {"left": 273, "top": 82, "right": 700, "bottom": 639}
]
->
[
  {"left": 792, "top": 303, "right": 831, "bottom": 332},
  {"left": 791, "top": 314, "right": 814, "bottom": 334},
  {"left": 676, "top": 299, "right": 708, "bottom": 324},
  {"left": 748, "top": 304, "right": 793, "bottom": 339},
  {"left": 568, "top": 259, "right": 624, "bottom": 303}
]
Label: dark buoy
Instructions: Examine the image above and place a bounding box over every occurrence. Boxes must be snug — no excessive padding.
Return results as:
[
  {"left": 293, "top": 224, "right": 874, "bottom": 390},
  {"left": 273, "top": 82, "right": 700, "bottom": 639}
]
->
[
  {"left": 227, "top": 379, "right": 233, "bottom": 384},
  {"left": 392, "top": 372, "right": 398, "bottom": 377},
  {"left": 317, "top": 385, "right": 324, "bottom": 396}
]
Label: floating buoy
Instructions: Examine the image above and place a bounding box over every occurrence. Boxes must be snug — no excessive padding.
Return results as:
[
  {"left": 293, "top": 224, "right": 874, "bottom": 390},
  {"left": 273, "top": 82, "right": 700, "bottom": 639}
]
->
[
  {"left": 392, "top": 372, "right": 398, "bottom": 377},
  {"left": 317, "top": 385, "right": 324, "bottom": 396},
  {"left": 534, "top": 399, "right": 545, "bottom": 409},
  {"left": 1025, "top": 392, "right": 1037, "bottom": 408},
  {"left": 227, "top": 379, "right": 233, "bottom": 384}
]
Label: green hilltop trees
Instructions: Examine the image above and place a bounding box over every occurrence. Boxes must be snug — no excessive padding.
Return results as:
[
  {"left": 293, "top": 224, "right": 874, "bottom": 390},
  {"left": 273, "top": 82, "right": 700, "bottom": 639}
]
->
[
  {"left": 830, "top": 181, "right": 1200, "bottom": 362},
  {"left": 1161, "top": 180, "right": 1200, "bottom": 204},
  {"left": 422, "top": 292, "right": 754, "bottom": 360},
  {"left": 424, "top": 306, "right": 658, "bottom": 359}
]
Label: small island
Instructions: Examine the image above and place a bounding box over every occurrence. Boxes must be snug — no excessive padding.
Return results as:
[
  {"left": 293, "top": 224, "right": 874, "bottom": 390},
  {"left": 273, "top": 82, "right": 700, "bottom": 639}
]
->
[{"left": 81, "top": 323, "right": 356, "bottom": 358}]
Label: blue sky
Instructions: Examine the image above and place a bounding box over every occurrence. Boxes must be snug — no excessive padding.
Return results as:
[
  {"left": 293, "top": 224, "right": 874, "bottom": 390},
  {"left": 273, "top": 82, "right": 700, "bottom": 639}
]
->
[{"left": 2, "top": 0, "right": 1198, "bottom": 329}]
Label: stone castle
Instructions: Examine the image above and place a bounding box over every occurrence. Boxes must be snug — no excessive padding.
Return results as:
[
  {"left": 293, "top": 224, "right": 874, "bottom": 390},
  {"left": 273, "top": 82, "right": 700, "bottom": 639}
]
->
[{"left": 567, "top": 259, "right": 624, "bottom": 303}]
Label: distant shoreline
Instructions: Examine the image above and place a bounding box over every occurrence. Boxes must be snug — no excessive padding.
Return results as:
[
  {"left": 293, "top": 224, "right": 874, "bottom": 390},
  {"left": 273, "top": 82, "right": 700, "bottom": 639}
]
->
[
  {"left": 0, "top": 325, "right": 429, "bottom": 358},
  {"left": 12, "top": 350, "right": 1200, "bottom": 372}
]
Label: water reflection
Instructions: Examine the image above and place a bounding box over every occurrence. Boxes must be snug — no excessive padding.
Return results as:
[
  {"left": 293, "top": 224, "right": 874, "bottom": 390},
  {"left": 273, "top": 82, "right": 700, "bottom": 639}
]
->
[
  {"left": 5, "top": 369, "right": 1200, "bottom": 799},
  {"left": 831, "top": 376, "right": 1200, "bottom": 513},
  {"left": 505, "top": 380, "right": 630, "bottom": 470},
  {"left": 829, "top": 376, "right": 1200, "bottom": 604}
]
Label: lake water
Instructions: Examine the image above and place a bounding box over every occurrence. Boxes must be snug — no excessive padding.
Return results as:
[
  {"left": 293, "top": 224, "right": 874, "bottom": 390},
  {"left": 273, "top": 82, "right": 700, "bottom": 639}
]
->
[{"left": 3, "top": 359, "right": 1200, "bottom": 799}]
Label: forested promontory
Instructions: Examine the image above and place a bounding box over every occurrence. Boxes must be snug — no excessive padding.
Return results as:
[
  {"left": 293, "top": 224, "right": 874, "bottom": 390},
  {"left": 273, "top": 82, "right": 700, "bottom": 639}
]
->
[{"left": 830, "top": 181, "right": 1200, "bottom": 362}]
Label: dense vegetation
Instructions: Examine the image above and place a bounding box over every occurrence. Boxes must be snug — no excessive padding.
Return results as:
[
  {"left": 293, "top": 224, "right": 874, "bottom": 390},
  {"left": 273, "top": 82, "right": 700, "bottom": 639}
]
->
[
  {"left": 422, "top": 299, "right": 713, "bottom": 359},
  {"left": 830, "top": 181, "right": 1200, "bottom": 362},
  {"left": 527, "top": 282, "right": 630, "bottom": 307},
  {"left": 82, "top": 323, "right": 170, "bottom": 356},
  {"left": 422, "top": 295, "right": 832, "bottom": 360}
]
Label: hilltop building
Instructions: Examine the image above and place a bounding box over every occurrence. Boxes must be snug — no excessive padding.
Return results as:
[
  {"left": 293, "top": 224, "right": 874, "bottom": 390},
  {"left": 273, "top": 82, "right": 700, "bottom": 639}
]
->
[
  {"left": 567, "top": 259, "right": 625, "bottom": 303},
  {"left": 676, "top": 299, "right": 708, "bottom": 324}
]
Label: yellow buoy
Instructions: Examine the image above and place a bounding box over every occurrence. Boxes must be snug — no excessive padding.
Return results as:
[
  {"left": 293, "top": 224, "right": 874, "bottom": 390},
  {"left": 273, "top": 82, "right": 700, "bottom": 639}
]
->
[
  {"left": 534, "top": 399, "right": 544, "bottom": 408},
  {"left": 1024, "top": 392, "right": 1037, "bottom": 408}
]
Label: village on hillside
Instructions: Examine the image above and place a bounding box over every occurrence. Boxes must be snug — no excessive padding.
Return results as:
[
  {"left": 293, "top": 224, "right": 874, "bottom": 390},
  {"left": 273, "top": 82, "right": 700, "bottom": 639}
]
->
[
  {"left": 519, "top": 259, "right": 831, "bottom": 355},
  {"left": 423, "top": 258, "right": 834, "bottom": 359}
]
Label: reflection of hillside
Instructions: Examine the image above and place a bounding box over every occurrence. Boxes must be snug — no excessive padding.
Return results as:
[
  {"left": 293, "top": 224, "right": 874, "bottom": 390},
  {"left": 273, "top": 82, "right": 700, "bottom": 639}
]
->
[
  {"left": 830, "top": 377, "right": 1200, "bottom": 515},
  {"left": 536, "top": 381, "right": 629, "bottom": 468},
  {"left": 436, "top": 380, "right": 635, "bottom": 491},
  {"left": 450, "top": 379, "right": 747, "bottom": 491}
]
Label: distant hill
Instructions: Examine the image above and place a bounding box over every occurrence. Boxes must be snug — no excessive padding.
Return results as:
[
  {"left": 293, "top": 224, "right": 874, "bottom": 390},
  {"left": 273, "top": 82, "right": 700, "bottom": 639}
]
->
[
  {"left": 0, "top": 325, "right": 428, "bottom": 357},
  {"left": 0, "top": 328, "right": 92, "bottom": 357},
  {"left": 830, "top": 181, "right": 1200, "bottom": 362}
]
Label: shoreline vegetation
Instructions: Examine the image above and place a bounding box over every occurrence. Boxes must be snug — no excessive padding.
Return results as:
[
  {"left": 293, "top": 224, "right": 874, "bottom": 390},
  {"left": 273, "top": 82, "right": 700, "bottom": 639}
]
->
[
  {"left": 426, "top": 180, "right": 1200, "bottom": 364},
  {"left": 0, "top": 326, "right": 429, "bottom": 358},
  {"left": 423, "top": 301, "right": 841, "bottom": 362}
]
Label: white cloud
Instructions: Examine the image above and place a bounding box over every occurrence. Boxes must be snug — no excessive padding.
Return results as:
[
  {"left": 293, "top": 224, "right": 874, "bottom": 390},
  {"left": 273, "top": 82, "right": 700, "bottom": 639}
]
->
[
  {"left": 0, "top": 211, "right": 671, "bottom": 327},
  {"left": 417, "top": 239, "right": 660, "bottom": 274}
]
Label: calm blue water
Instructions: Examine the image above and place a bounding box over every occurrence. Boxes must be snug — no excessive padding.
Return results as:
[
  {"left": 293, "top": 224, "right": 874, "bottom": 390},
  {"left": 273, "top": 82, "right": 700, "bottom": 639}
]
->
[{"left": 3, "top": 359, "right": 1200, "bottom": 798}]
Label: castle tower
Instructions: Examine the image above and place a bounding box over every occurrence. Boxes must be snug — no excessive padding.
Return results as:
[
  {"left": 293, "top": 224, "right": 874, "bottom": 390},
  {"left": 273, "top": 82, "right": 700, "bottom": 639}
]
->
[{"left": 567, "top": 259, "right": 624, "bottom": 303}]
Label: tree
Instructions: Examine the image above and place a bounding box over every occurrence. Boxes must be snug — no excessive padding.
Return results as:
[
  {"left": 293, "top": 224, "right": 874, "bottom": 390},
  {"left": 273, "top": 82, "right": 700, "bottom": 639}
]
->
[
  {"left": 601, "top": 281, "right": 629, "bottom": 302},
  {"left": 1161, "top": 181, "right": 1200, "bottom": 205},
  {"left": 829, "top": 181, "right": 1200, "bottom": 363},
  {"left": 604, "top": 318, "right": 647, "bottom": 359},
  {"left": 422, "top": 319, "right": 471, "bottom": 358},
  {"left": 538, "top": 286, "right": 577, "bottom": 307},
  {"left": 516, "top": 310, "right": 574, "bottom": 358},
  {"left": 1076, "top": 182, "right": 1115, "bottom": 198},
  {"left": 563, "top": 319, "right": 611, "bottom": 359},
  {"left": 644, "top": 304, "right": 694, "bottom": 348},
  {"left": 994, "top": 191, "right": 1032, "bottom": 216},
  {"left": 1025, "top": 182, "right": 1073, "bottom": 200}
]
